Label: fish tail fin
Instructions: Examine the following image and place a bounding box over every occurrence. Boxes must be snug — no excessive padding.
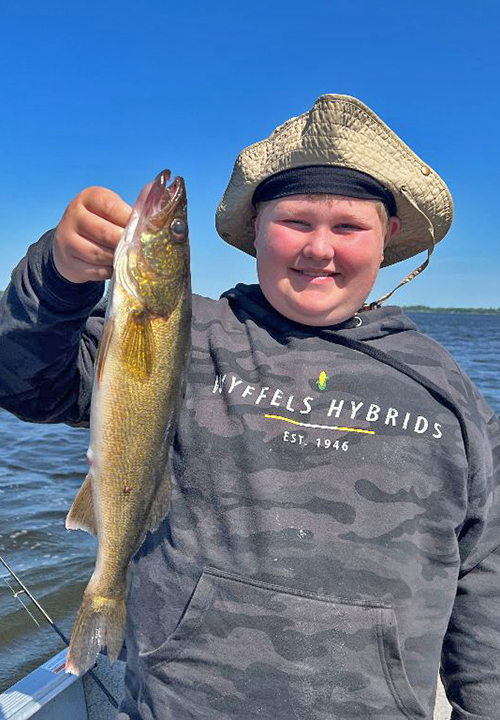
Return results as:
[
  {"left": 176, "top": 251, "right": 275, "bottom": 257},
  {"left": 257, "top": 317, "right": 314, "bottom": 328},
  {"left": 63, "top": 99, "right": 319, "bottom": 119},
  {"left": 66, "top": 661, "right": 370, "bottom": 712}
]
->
[{"left": 65, "top": 590, "right": 127, "bottom": 676}]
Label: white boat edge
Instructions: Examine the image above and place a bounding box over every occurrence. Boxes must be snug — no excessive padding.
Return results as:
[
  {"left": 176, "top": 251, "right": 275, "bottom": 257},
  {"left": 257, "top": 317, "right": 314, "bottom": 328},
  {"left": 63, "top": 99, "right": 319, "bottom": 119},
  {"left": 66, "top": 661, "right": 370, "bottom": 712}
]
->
[
  {"left": 0, "top": 649, "right": 125, "bottom": 720},
  {"left": 0, "top": 649, "right": 84, "bottom": 720}
]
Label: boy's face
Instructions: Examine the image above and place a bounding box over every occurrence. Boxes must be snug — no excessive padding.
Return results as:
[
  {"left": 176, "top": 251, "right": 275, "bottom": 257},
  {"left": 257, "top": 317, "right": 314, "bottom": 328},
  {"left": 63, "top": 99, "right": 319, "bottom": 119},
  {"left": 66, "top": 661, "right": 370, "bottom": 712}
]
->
[{"left": 254, "top": 195, "right": 400, "bottom": 326}]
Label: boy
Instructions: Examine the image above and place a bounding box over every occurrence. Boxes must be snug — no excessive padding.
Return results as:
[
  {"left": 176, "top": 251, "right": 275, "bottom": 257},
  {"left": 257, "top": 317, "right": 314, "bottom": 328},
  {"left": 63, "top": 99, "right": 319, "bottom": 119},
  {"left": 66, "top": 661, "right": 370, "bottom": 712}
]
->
[{"left": 0, "top": 94, "right": 499, "bottom": 719}]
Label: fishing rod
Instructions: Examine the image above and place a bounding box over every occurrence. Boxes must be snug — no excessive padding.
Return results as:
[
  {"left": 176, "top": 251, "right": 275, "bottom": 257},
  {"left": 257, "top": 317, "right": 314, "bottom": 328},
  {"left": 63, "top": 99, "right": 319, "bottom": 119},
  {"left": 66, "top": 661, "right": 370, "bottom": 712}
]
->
[{"left": 0, "top": 553, "right": 118, "bottom": 709}]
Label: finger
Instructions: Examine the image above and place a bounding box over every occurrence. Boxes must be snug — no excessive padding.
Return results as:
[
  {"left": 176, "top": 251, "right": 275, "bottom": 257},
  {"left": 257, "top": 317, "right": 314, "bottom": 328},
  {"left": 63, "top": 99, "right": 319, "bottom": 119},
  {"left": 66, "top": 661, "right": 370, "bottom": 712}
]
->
[
  {"left": 70, "top": 256, "right": 114, "bottom": 282},
  {"left": 75, "top": 205, "right": 125, "bottom": 250},
  {"left": 82, "top": 187, "right": 132, "bottom": 228},
  {"left": 69, "top": 243, "right": 115, "bottom": 269}
]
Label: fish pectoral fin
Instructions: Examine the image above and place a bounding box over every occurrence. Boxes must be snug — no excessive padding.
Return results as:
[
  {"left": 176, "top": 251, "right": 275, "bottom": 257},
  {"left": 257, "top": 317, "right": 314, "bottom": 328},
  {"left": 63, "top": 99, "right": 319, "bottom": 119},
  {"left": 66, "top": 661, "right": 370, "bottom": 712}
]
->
[
  {"left": 66, "top": 472, "right": 97, "bottom": 535},
  {"left": 122, "top": 308, "right": 154, "bottom": 379}
]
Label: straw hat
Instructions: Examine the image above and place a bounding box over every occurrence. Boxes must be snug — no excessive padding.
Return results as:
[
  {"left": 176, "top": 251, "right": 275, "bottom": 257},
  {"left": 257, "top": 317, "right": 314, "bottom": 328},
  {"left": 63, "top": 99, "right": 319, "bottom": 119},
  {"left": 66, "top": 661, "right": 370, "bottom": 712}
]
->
[{"left": 216, "top": 94, "right": 453, "bottom": 268}]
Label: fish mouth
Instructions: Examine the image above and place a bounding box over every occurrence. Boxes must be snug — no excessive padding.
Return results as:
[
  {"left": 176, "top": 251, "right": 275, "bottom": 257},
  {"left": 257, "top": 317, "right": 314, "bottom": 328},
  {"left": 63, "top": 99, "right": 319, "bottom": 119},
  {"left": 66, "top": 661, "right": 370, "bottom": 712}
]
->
[{"left": 143, "top": 169, "right": 187, "bottom": 233}]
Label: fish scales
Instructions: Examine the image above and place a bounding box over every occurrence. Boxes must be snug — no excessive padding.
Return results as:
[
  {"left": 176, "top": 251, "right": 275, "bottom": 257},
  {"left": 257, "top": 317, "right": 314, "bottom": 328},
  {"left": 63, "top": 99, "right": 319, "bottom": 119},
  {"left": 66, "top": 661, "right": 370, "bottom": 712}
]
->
[
  {"left": 91, "top": 287, "right": 187, "bottom": 579},
  {"left": 65, "top": 170, "right": 191, "bottom": 676}
]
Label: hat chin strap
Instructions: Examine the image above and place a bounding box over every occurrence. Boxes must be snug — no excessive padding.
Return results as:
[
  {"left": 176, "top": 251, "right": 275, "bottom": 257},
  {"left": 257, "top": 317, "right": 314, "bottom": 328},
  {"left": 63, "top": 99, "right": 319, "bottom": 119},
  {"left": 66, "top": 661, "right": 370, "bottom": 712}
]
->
[{"left": 362, "top": 186, "right": 436, "bottom": 310}]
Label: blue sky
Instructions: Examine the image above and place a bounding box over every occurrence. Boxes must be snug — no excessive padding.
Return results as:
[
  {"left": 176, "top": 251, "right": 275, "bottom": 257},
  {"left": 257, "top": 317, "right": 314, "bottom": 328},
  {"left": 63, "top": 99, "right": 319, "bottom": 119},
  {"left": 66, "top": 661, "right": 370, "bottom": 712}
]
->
[{"left": 1, "top": 1, "right": 499, "bottom": 307}]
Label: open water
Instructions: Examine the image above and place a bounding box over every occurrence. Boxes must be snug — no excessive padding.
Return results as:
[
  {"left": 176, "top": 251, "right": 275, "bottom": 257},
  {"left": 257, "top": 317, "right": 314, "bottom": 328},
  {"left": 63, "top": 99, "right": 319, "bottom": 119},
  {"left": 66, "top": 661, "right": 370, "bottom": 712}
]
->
[{"left": 0, "top": 311, "right": 499, "bottom": 692}]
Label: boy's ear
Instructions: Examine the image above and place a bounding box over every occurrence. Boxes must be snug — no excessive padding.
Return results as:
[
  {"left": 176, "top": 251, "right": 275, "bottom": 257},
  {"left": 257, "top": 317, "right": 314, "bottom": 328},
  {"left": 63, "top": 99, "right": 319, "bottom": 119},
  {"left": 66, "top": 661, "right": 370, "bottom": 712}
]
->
[
  {"left": 384, "top": 217, "right": 402, "bottom": 247},
  {"left": 253, "top": 214, "right": 260, "bottom": 250}
]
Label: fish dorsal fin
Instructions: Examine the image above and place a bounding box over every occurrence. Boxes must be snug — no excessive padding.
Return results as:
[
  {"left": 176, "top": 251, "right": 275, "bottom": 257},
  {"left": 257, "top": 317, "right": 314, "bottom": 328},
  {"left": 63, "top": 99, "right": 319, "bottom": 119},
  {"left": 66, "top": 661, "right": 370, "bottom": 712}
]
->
[
  {"left": 122, "top": 309, "right": 154, "bottom": 379},
  {"left": 96, "top": 318, "right": 115, "bottom": 387},
  {"left": 66, "top": 472, "right": 97, "bottom": 535}
]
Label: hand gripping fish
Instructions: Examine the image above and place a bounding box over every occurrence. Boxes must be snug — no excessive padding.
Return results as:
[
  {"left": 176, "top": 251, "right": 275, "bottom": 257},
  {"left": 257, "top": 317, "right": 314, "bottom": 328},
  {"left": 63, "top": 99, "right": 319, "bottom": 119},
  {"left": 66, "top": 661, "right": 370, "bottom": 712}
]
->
[{"left": 65, "top": 170, "right": 191, "bottom": 675}]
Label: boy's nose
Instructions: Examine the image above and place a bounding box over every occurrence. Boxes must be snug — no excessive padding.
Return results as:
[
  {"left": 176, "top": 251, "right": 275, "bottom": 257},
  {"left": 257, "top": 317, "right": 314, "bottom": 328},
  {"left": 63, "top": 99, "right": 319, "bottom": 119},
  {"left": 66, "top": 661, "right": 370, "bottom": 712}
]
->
[{"left": 302, "top": 231, "right": 335, "bottom": 260}]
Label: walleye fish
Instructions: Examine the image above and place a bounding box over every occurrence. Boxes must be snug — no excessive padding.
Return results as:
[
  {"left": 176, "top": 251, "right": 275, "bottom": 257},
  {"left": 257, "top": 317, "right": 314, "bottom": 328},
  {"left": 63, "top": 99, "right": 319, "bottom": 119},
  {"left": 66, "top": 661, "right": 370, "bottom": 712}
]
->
[{"left": 65, "top": 169, "right": 191, "bottom": 676}]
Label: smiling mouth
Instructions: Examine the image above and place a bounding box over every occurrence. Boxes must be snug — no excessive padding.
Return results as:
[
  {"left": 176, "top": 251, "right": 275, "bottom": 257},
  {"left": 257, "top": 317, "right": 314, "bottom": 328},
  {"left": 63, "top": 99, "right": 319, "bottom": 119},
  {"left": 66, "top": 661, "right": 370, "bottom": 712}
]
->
[{"left": 291, "top": 268, "right": 339, "bottom": 278}]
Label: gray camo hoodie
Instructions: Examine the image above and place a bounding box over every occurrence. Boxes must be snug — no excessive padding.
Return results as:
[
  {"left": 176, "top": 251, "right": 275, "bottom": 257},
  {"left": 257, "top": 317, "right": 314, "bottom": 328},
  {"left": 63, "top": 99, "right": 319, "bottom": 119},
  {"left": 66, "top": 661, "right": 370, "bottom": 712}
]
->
[{"left": 0, "top": 230, "right": 499, "bottom": 720}]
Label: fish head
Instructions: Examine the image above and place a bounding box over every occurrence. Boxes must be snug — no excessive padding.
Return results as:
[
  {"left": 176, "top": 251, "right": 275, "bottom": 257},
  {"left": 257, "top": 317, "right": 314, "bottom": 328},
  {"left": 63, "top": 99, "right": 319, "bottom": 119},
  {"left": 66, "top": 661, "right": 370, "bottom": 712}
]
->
[
  {"left": 124, "top": 169, "right": 190, "bottom": 316},
  {"left": 141, "top": 169, "right": 188, "bottom": 237}
]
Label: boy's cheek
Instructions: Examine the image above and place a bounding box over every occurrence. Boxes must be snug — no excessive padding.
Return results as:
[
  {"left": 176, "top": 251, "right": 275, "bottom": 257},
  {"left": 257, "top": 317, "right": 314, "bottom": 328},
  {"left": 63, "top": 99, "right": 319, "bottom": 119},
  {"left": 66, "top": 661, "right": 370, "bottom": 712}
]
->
[
  {"left": 339, "top": 237, "right": 384, "bottom": 267},
  {"left": 263, "top": 231, "right": 300, "bottom": 257}
]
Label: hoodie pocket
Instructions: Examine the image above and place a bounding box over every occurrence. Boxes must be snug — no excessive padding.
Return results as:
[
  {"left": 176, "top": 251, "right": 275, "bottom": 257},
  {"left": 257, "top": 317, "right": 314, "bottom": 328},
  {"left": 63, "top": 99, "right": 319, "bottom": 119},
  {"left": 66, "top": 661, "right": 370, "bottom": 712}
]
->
[{"left": 139, "top": 567, "right": 427, "bottom": 720}]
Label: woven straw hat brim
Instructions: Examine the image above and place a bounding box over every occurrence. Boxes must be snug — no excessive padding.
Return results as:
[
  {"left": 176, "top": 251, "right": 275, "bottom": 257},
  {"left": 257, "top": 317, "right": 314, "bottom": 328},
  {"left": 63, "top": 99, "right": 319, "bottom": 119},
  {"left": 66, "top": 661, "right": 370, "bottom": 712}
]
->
[{"left": 215, "top": 95, "right": 453, "bottom": 268}]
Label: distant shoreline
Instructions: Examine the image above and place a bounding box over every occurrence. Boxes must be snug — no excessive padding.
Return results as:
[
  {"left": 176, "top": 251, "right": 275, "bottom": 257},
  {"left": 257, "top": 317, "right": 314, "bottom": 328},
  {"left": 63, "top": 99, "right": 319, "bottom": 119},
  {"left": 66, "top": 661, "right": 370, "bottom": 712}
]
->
[
  {"left": 0, "top": 289, "right": 498, "bottom": 314},
  {"left": 403, "top": 305, "right": 500, "bottom": 315}
]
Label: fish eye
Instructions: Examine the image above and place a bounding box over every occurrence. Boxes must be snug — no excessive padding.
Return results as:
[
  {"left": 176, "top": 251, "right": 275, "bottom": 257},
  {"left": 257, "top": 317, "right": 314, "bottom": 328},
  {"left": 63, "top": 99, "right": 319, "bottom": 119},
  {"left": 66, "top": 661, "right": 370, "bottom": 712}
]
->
[{"left": 170, "top": 218, "right": 187, "bottom": 240}]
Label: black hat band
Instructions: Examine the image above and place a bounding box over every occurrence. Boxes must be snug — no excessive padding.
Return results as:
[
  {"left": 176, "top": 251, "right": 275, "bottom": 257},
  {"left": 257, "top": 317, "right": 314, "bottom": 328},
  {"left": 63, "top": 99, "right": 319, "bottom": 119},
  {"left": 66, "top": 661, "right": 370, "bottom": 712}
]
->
[{"left": 252, "top": 165, "right": 398, "bottom": 217}]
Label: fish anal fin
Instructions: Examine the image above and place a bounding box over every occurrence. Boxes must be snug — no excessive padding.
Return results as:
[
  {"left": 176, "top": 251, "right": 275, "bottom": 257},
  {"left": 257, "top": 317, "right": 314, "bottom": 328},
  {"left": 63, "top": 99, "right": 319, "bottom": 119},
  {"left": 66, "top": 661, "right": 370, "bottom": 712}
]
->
[
  {"left": 96, "top": 318, "right": 115, "bottom": 387},
  {"left": 147, "top": 475, "right": 172, "bottom": 533},
  {"left": 66, "top": 472, "right": 97, "bottom": 535},
  {"left": 131, "top": 475, "right": 172, "bottom": 557},
  {"left": 122, "top": 309, "right": 154, "bottom": 379}
]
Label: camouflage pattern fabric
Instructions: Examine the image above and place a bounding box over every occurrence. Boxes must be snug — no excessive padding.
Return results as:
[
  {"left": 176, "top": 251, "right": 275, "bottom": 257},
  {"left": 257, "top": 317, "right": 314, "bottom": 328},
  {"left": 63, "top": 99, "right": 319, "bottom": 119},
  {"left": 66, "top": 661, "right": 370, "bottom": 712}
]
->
[{"left": 1, "top": 231, "right": 499, "bottom": 719}]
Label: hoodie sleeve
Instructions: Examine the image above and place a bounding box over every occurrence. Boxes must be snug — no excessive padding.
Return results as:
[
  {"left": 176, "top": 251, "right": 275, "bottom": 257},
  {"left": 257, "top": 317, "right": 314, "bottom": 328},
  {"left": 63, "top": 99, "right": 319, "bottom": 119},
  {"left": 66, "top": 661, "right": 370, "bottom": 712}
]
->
[
  {"left": 0, "top": 230, "right": 106, "bottom": 427},
  {"left": 440, "top": 382, "right": 500, "bottom": 718}
]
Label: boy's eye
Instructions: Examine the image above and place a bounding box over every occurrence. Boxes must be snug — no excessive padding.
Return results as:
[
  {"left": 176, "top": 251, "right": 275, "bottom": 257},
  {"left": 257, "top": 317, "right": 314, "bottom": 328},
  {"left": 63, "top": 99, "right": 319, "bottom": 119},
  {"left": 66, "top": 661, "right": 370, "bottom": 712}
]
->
[
  {"left": 335, "top": 223, "right": 361, "bottom": 230},
  {"left": 283, "top": 219, "right": 308, "bottom": 226}
]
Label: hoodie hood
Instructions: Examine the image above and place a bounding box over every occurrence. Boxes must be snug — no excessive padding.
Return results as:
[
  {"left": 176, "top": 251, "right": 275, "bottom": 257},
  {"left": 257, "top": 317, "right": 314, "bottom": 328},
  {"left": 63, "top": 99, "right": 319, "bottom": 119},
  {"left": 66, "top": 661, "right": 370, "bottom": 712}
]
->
[{"left": 220, "top": 283, "right": 418, "bottom": 343}]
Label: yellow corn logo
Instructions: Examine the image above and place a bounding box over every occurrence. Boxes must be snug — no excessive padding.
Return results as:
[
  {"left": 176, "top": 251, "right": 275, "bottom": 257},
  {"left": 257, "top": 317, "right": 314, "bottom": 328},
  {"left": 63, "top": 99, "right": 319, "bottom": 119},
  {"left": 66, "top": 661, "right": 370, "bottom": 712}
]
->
[{"left": 316, "top": 371, "right": 329, "bottom": 391}]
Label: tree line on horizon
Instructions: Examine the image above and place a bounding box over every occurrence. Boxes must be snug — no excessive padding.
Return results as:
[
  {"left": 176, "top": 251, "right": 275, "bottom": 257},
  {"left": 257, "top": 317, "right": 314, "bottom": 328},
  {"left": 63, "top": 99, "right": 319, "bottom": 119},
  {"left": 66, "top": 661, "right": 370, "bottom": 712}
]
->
[{"left": 403, "top": 304, "right": 500, "bottom": 314}]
